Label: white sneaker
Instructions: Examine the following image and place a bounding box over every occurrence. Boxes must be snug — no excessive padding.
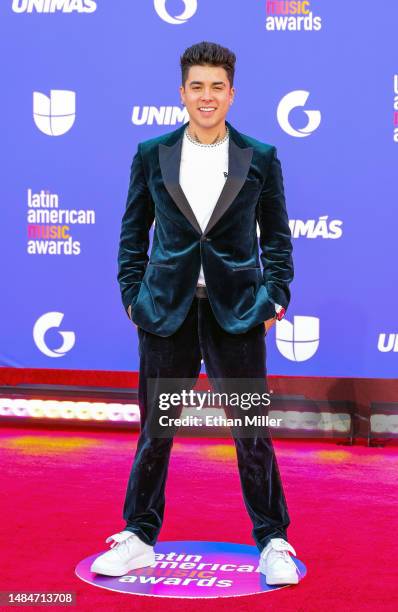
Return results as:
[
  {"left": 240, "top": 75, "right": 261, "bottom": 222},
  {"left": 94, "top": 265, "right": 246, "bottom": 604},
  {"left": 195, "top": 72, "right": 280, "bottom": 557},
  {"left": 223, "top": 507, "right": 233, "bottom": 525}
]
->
[
  {"left": 90, "top": 530, "right": 155, "bottom": 576},
  {"left": 259, "top": 538, "right": 300, "bottom": 585}
]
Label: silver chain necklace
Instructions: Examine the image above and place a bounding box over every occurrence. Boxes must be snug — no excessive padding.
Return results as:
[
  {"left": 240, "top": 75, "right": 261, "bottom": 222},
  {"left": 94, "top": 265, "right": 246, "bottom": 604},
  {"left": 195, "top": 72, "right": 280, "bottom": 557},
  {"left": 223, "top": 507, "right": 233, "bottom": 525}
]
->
[{"left": 184, "top": 125, "right": 229, "bottom": 147}]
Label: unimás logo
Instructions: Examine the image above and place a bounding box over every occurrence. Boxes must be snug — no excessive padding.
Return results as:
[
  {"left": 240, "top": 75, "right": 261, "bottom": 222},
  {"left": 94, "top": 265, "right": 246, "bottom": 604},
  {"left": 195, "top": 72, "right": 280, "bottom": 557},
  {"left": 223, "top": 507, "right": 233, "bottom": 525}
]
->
[
  {"left": 132, "top": 105, "right": 189, "bottom": 125},
  {"left": 378, "top": 334, "right": 398, "bottom": 353},
  {"left": 257, "top": 215, "right": 343, "bottom": 240},
  {"left": 277, "top": 90, "right": 321, "bottom": 137},
  {"left": 154, "top": 0, "right": 197, "bottom": 24},
  {"left": 33, "top": 90, "right": 76, "bottom": 136},
  {"left": 256, "top": 217, "right": 343, "bottom": 239},
  {"left": 12, "top": 0, "right": 96, "bottom": 12},
  {"left": 276, "top": 316, "right": 320, "bottom": 361},
  {"left": 33, "top": 312, "right": 75, "bottom": 358},
  {"left": 289, "top": 216, "right": 343, "bottom": 239}
]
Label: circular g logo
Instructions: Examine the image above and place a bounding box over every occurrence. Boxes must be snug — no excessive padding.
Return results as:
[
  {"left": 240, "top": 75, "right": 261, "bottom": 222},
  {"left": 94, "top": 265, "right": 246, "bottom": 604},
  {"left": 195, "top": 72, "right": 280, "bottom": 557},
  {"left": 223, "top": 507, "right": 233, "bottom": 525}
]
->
[
  {"left": 33, "top": 312, "right": 75, "bottom": 358},
  {"left": 154, "top": 0, "right": 197, "bottom": 24},
  {"left": 277, "top": 90, "right": 321, "bottom": 138}
]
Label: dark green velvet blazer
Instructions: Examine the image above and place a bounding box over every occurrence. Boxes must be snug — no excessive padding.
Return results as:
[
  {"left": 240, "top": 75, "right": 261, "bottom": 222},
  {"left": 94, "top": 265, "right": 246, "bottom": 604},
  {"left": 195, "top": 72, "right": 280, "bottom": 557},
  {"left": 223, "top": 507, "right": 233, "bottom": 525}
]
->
[{"left": 117, "top": 119, "right": 294, "bottom": 336}]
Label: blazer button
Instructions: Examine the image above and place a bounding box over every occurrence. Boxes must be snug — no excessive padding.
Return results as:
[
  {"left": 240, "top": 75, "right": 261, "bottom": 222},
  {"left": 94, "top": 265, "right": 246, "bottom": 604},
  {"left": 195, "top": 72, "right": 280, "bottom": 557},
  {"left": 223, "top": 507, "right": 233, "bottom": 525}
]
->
[{"left": 202, "top": 237, "right": 211, "bottom": 242}]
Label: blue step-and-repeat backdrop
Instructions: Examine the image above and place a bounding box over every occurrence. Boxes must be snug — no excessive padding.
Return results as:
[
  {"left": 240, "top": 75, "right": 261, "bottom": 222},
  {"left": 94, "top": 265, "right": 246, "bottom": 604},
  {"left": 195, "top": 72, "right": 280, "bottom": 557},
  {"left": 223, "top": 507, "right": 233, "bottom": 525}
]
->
[{"left": 1, "top": 1, "right": 397, "bottom": 377}]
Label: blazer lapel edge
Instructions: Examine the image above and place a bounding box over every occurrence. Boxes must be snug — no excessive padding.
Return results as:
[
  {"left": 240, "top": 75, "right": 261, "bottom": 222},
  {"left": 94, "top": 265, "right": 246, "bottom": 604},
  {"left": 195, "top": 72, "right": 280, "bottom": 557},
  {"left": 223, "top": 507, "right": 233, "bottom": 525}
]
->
[
  {"left": 158, "top": 121, "right": 254, "bottom": 238},
  {"left": 159, "top": 139, "right": 202, "bottom": 236},
  {"left": 203, "top": 138, "right": 254, "bottom": 235}
]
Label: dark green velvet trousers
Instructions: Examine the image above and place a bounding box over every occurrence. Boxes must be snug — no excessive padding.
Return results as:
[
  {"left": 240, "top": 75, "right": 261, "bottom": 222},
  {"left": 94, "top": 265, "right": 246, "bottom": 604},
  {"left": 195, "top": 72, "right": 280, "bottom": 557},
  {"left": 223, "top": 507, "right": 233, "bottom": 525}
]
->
[{"left": 122, "top": 293, "right": 290, "bottom": 551}]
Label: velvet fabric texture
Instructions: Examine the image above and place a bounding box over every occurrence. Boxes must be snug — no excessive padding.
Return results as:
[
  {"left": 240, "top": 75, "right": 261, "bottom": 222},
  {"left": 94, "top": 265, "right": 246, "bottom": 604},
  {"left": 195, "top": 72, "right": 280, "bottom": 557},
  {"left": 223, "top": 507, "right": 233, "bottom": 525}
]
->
[
  {"left": 117, "top": 120, "right": 294, "bottom": 336},
  {"left": 122, "top": 296, "right": 290, "bottom": 551}
]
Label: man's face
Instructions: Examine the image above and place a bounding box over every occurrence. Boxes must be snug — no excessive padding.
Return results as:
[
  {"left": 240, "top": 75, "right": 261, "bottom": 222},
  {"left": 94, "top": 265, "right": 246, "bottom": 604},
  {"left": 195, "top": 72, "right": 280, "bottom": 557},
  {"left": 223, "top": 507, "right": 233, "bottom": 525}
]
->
[{"left": 179, "top": 64, "right": 235, "bottom": 130}]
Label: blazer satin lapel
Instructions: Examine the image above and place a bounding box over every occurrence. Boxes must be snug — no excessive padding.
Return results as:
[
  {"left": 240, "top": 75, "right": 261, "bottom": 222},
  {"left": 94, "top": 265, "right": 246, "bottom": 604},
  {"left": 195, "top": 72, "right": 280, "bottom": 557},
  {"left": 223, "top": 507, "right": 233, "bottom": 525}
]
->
[
  {"left": 158, "top": 122, "right": 253, "bottom": 237},
  {"left": 159, "top": 138, "right": 202, "bottom": 236},
  {"left": 203, "top": 137, "right": 253, "bottom": 236}
]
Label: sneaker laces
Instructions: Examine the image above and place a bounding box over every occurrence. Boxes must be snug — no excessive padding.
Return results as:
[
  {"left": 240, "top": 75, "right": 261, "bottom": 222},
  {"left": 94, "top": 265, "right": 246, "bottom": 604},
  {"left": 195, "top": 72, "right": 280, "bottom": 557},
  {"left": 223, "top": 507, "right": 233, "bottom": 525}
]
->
[
  {"left": 105, "top": 531, "right": 136, "bottom": 558},
  {"left": 261, "top": 539, "right": 299, "bottom": 571}
]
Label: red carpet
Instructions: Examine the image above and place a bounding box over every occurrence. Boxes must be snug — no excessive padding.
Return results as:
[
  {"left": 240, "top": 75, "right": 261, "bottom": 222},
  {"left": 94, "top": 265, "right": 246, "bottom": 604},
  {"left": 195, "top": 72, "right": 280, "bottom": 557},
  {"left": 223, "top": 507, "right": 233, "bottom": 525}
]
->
[{"left": 1, "top": 426, "right": 397, "bottom": 611}]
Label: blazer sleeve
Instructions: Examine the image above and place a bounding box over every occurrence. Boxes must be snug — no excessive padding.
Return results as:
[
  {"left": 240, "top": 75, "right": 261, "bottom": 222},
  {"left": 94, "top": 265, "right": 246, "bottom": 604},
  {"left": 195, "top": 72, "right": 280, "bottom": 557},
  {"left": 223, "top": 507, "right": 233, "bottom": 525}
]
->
[
  {"left": 117, "top": 143, "right": 155, "bottom": 316},
  {"left": 256, "top": 146, "right": 294, "bottom": 310}
]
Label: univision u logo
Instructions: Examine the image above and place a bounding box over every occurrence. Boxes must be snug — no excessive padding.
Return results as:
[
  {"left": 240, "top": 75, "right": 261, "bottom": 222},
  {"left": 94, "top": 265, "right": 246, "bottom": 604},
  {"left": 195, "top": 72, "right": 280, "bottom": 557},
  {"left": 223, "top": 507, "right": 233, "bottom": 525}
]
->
[{"left": 33, "top": 90, "right": 76, "bottom": 136}]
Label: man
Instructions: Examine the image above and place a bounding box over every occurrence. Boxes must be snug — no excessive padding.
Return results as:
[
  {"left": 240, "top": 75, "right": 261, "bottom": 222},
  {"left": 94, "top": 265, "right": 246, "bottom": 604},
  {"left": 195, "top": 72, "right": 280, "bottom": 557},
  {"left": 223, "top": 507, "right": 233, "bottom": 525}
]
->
[{"left": 91, "top": 42, "right": 298, "bottom": 585}]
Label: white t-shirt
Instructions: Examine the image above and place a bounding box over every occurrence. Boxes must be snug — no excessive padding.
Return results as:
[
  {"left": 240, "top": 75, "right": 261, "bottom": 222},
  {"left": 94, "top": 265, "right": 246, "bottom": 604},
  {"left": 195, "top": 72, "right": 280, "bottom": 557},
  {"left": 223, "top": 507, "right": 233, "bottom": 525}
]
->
[{"left": 179, "top": 127, "right": 229, "bottom": 286}]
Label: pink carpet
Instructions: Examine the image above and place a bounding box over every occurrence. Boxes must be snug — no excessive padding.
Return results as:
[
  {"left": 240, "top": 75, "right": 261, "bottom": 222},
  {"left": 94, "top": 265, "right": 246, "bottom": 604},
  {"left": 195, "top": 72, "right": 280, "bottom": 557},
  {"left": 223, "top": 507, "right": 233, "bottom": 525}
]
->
[{"left": 1, "top": 425, "right": 397, "bottom": 611}]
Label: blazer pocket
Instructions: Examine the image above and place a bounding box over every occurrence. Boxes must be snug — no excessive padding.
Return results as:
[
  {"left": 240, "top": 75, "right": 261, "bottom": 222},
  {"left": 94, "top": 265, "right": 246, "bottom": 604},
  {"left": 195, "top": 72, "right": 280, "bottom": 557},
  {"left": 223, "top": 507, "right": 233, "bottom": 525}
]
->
[
  {"left": 148, "top": 261, "right": 176, "bottom": 268},
  {"left": 232, "top": 265, "right": 261, "bottom": 271}
]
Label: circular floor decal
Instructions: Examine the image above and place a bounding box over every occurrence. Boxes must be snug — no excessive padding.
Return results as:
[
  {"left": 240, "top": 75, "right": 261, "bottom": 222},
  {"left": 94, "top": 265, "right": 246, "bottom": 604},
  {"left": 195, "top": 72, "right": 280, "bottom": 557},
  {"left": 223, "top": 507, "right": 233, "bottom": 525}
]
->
[{"left": 76, "top": 540, "right": 306, "bottom": 598}]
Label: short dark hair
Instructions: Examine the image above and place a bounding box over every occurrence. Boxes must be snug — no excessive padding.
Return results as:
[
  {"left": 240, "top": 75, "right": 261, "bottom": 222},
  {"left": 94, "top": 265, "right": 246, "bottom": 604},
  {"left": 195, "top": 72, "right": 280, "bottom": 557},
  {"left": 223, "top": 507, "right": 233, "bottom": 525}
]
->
[{"left": 180, "top": 41, "right": 236, "bottom": 88}]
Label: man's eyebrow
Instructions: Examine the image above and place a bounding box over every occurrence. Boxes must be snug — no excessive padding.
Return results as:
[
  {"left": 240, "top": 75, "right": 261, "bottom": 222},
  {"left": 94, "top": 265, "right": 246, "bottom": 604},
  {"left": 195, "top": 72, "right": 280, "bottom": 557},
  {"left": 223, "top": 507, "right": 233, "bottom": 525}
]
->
[{"left": 189, "top": 81, "right": 226, "bottom": 86}]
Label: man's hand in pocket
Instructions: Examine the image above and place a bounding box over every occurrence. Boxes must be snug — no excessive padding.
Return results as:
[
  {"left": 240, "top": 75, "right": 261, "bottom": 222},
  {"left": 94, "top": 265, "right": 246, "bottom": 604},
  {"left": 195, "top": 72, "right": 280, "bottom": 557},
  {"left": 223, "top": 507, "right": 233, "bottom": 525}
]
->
[{"left": 127, "top": 305, "right": 138, "bottom": 329}]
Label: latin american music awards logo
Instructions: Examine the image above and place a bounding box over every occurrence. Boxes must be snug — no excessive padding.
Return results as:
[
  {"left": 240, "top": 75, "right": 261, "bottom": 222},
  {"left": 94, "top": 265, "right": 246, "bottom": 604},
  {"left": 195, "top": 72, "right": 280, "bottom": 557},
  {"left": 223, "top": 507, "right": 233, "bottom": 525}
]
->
[
  {"left": 265, "top": 1, "right": 322, "bottom": 31},
  {"left": 76, "top": 541, "right": 306, "bottom": 597}
]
